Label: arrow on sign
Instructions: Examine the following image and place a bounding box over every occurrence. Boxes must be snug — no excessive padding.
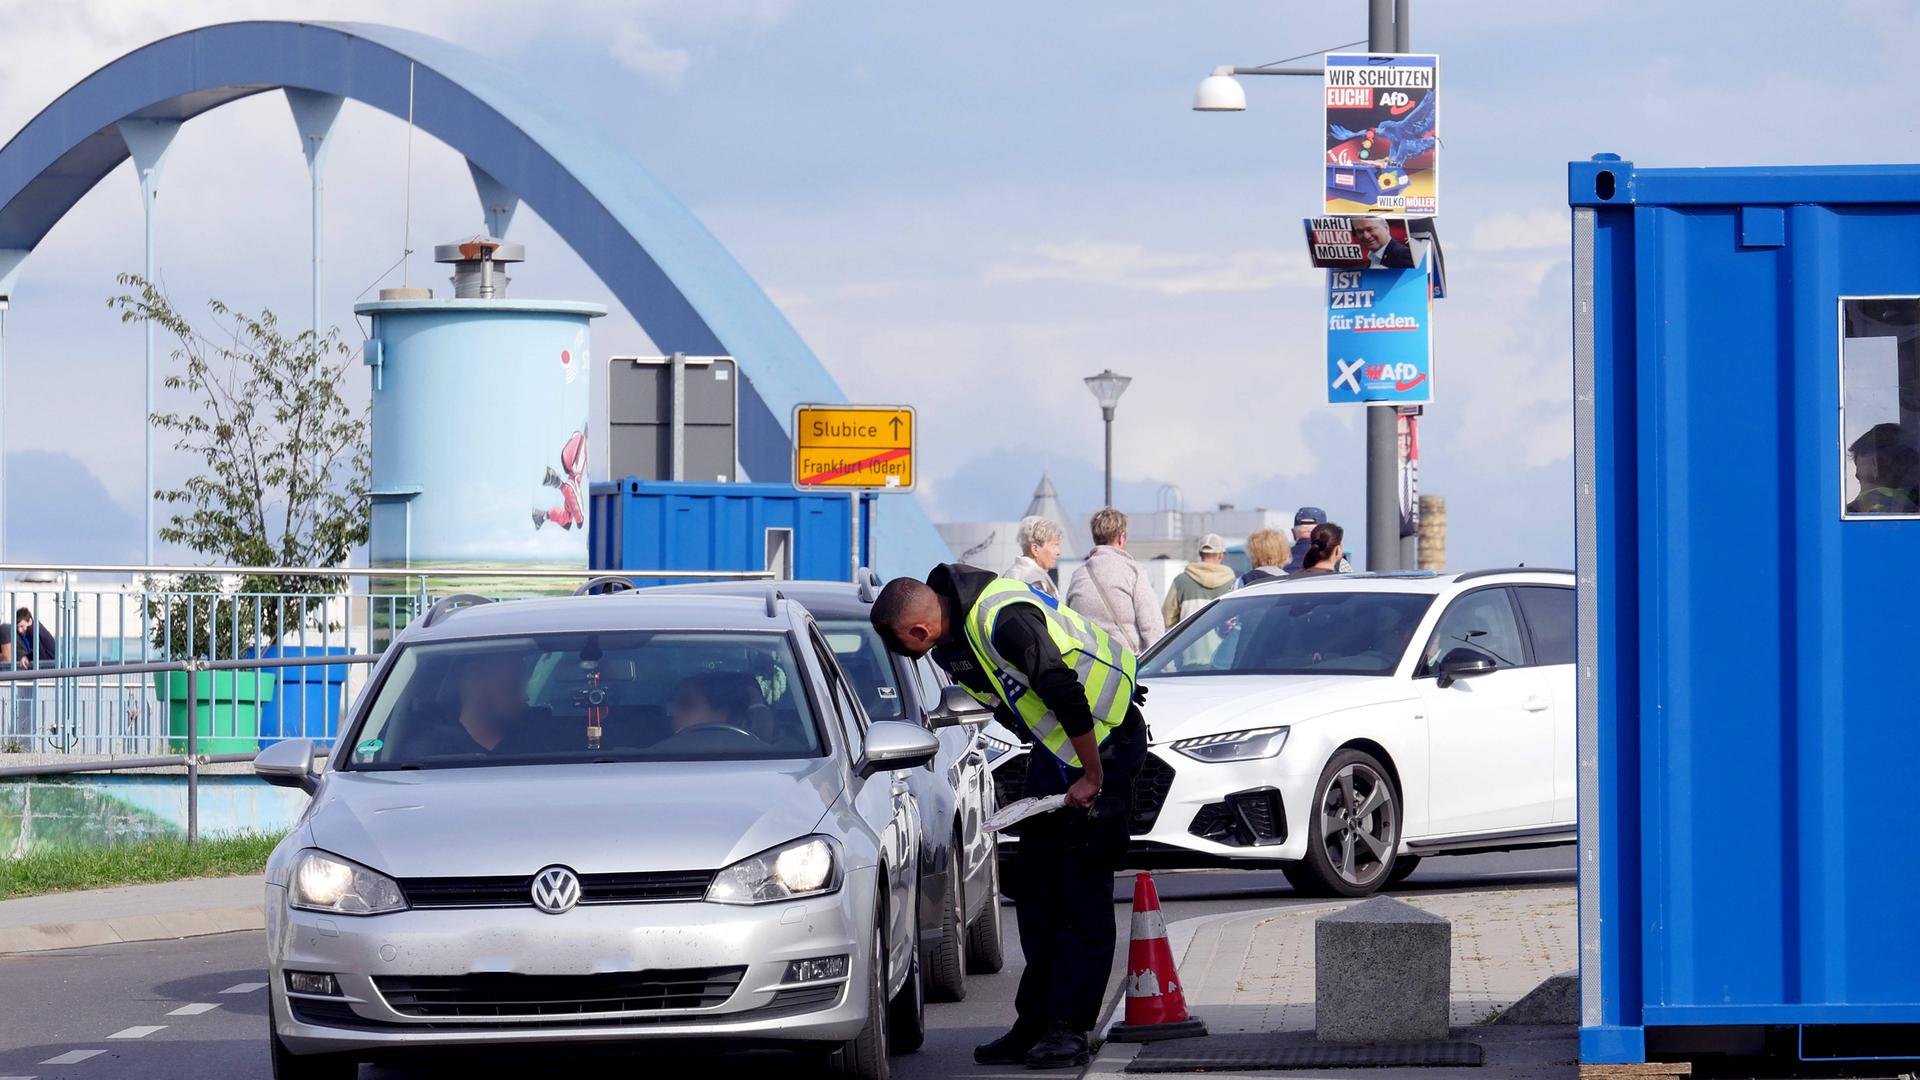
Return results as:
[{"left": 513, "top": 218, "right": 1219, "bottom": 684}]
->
[{"left": 889, "top": 416, "right": 903, "bottom": 439}]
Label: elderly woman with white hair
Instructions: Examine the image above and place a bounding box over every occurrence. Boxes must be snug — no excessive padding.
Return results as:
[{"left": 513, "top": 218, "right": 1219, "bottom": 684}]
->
[{"left": 1003, "top": 515, "right": 1064, "bottom": 597}]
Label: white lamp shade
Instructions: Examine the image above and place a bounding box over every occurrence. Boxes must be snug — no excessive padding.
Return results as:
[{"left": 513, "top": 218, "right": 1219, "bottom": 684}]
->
[
  {"left": 1192, "top": 73, "right": 1246, "bottom": 112},
  {"left": 1084, "top": 369, "right": 1133, "bottom": 410}
]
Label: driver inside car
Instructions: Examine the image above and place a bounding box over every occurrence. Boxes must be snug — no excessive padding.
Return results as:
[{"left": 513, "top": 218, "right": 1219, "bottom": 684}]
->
[{"left": 667, "top": 672, "right": 760, "bottom": 737}]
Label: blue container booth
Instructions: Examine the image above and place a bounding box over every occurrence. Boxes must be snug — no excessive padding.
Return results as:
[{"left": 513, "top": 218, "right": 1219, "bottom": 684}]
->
[
  {"left": 589, "top": 479, "right": 871, "bottom": 584},
  {"left": 1573, "top": 155, "right": 1920, "bottom": 1065}
]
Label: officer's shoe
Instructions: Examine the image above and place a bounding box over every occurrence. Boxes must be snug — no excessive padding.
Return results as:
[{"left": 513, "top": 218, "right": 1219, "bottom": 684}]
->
[
  {"left": 973, "top": 1026, "right": 1042, "bottom": 1066},
  {"left": 1024, "top": 1025, "right": 1092, "bottom": 1070}
]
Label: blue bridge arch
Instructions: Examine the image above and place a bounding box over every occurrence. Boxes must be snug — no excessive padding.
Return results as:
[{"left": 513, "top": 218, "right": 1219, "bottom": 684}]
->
[{"left": 0, "top": 20, "right": 949, "bottom": 578}]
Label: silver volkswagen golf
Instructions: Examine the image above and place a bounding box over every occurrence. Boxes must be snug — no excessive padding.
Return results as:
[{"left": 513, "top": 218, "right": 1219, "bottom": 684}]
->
[{"left": 253, "top": 590, "right": 940, "bottom": 1079}]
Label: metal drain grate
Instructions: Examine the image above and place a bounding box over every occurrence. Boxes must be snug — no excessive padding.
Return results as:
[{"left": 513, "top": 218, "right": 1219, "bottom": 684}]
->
[{"left": 1125, "top": 1033, "right": 1484, "bottom": 1072}]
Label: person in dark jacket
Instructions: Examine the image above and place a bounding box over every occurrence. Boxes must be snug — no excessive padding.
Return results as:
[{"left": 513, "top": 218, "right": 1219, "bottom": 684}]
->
[
  {"left": 14, "top": 608, "right": 54, "bottom": 668},
  {"left": 872, "top": 564, "right": 1146, "bottom": 1069}
]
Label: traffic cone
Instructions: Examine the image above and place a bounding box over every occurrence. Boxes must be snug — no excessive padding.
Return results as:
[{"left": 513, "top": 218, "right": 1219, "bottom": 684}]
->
[{"left": 1106, "top": 871, "right": 1208, "bottom": 1043}]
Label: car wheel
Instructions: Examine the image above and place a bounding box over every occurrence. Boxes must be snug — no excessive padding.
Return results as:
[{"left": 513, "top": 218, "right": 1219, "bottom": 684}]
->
[
  {"left": 1282, "top": 749, "right": 1401, "bottom": 898},
  {"left": 927, "top": 843, "right": 968, "bottom": 1002},
  {"left": 888, "top": 889, "right": 928, "bottom": 1054},
  {"left": 829, "top": 913, "right": 891, "bottom": 1080},
  {"left": 964, "top": 841, "right": 1006, "bottom": 974},
  {"left": 1386, "top": 853, "right": 1422, "bottom": 887},
  {"left": 269, "top": 1004, "right": 358, "bottom": 1080}
]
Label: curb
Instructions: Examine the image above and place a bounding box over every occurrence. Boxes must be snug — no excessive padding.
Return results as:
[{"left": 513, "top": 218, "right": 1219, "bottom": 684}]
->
[{"left": 0, "top": 904, "right": 263, "bottom": 954}]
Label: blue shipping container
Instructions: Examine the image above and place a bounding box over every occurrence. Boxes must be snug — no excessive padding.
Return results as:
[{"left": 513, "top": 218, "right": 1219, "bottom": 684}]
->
[
  {"left": 1573, "top": 156, "right": 1920, "bottom": 1065},
  {"left": 589, "top": 479, "right": 871, "bottom": 584}
]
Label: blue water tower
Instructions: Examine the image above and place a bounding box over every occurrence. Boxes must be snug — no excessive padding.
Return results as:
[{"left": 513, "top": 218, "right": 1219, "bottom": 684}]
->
[{"left": 357, "top": 240, "right": 606, "bottom": 575}]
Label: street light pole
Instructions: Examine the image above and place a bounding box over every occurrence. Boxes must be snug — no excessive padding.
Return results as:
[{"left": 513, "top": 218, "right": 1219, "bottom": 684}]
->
[
  {"left": 1363, "top": 0, "right": 1402, "bottom": 572},
  {"left": 1083, "top": 369, "right": 1132, "bottom": 508}
]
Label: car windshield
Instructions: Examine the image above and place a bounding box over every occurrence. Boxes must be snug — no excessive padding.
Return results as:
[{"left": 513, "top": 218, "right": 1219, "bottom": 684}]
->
[
  {"left": 818, "top": 619, "right": 906, "bottom": 721},
  {"left": 344, "top": 630, "right": 823, "bottom": 770},
  {"left": 1139, "top": 592, "right": 1435, "bottom": 677}
]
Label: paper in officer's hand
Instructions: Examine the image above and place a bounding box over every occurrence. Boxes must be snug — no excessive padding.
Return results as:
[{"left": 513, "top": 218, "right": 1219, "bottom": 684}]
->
[{"left": 984, "top": 793, "right": 1068, "bottom": 833}]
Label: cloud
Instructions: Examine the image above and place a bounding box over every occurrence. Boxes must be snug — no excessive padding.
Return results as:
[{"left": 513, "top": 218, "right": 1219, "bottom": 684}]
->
[
  {"left": 1468, "top": 210, "right": 1568, "bottom": 252},
  {"left": 609, "top": 23, "right": 693, "bottom": 89},
  {"left": 989, "top": 241, "right": 1319, "bottom": 296}
]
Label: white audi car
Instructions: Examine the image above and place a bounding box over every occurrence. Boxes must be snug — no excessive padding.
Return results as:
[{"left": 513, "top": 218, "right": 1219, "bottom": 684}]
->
[{"left": 985, "top": 570, "right": 1576, "bottom": 896}]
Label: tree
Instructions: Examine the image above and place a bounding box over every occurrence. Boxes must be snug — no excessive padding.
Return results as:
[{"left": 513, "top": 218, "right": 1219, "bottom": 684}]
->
[{"left": 109, "top": 275, "right": 370, "bottom": 659}]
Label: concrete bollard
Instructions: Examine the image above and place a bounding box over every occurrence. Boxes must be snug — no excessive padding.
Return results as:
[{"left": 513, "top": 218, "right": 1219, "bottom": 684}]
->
[{"left": 1314, "top": 895, "right": 1451, "bottom": 1042}]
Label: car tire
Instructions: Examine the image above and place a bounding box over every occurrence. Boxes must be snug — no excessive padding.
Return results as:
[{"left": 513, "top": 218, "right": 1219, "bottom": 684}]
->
[
  {"left": 927, "top": 843, "right": 968, "bottom": 1002},
  {"left": 1282, "top": 749, "right": 1402, "bottom": 898},
  {"left": 829, "top": 913, "right": 891, "bottom": 1080},
  {"left": 964, "top": 841, "right": 1006, "bottom": 975},
  {"left": 888, "top": 890, "right": 928, "bottom": 1054},
  {"left": 269, "top": 1004, "right": 357, "bottom": 1080},
  {"left": 1386, "top": 853, "right": 1422, "bottom": 887}
]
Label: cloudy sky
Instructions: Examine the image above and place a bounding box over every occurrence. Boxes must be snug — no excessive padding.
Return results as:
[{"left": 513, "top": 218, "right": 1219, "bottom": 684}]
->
[{"left": 0, "top": 0, "right": 1913, "bottom": 569}]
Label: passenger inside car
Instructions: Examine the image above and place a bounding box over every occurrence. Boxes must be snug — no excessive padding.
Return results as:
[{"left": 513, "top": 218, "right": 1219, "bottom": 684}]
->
[{"left": 395, "top": 652, "right": 539, "bottom": 758}]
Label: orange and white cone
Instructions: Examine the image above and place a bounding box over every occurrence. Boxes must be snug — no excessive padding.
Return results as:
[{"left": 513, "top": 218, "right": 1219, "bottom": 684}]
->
[{"left": 1106, "top": 871, "right": 1208, "bottom": 1043}]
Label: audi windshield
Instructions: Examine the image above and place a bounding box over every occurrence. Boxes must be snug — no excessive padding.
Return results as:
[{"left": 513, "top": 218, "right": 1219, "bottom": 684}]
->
[
  {"left": 1140, "top": 592, "right": 1434, "bottom": 678},
  {"left": 343, "top": 631, "right": 825, "bottom": 770}
]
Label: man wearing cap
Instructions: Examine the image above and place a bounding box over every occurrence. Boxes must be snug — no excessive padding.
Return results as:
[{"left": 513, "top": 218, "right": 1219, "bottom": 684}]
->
[
  {"left": 1162, "top": 533, "right": 1237, "bottom": 629},
  {"left": 1285, "top": 507, "right": 1354, "bottom": 573}
]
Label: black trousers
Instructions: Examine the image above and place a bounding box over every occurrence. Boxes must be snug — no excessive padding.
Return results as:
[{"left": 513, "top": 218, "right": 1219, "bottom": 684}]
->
[{"left": 1011, "top": 709, "right": 1146, "bottom": 1034}]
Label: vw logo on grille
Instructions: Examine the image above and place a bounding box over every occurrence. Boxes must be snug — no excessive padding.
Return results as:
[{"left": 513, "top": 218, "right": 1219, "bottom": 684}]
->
[{"left": 530, "top": 866, "right": 581, "bottom": 914}]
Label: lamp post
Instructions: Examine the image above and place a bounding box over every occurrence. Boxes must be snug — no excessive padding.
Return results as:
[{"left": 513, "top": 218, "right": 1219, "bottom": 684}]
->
[
  {"left": 1191, "top": 0, "right": 1409, "bottom": 571},
  {"left": 1083, "top": 369, "right": 1131, "bottom": 508}
]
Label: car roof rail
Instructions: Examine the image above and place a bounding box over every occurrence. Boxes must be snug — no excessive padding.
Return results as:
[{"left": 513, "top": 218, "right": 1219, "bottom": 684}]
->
[
  {"left": 421, "top": 593, "right": 494, "bottom": 628},
  {"left": 1450, "top": 567, "right": 1575, "bottom": 582},
  {"left": 856, "top": 567, "right": 880, "bottom": 604},
  {"left": 765, "top": 585, "right": 787, "bottom": 619},
  {"left": 573, "top": 575, "right": 637, "bottom": 596}
]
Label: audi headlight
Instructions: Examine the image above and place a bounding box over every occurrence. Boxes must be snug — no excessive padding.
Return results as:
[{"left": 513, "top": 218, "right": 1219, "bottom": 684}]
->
[
  {"left": 707, "top": 836, "right": 842, "bottom": 905},
  {"left": 978, "top": 733, "right": 1014, "bottom": 764},
  {"left": 289, "top": 850, "right": 407, "bottom": 915},
  {"left": 1171, "top": 726, "right": 1289, "bottom": 763}
]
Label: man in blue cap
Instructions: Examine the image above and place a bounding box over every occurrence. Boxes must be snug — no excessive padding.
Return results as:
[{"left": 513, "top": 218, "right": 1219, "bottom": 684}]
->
[{"left": 1283, "top": 507, "right": 1352, "bottom": 573}]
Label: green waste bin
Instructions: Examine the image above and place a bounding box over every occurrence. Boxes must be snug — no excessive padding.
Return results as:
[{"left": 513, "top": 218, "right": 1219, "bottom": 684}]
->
[{"left": 155, "top": 671, "right": 276, "bottom": 756}]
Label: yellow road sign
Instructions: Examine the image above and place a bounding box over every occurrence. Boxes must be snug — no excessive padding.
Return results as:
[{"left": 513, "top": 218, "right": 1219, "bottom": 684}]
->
[{"left": 793, "top": 404, "right": 915, "bottom": 490}]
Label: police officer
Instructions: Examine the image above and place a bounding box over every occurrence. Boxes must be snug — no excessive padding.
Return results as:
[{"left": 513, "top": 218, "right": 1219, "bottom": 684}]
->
[{"left": 872, "top": 563, "right": 1146, "bottom": 1069}]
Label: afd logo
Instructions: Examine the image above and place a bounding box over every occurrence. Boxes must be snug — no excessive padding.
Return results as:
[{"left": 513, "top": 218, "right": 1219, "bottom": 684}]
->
[
  {"left": 1333, "top": 358, "right": 1427, "bottom": 396},
  {"left": 1365, "top": 362, "right": 1424, "bottom": 384}
]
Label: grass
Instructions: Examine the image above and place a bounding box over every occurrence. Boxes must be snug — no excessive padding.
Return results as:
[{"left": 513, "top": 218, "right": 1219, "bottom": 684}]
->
[{"left": 0, "top": 832, "right": 284, "bottom": 900}]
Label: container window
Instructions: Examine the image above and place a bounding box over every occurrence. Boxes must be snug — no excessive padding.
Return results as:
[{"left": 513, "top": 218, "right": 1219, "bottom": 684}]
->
[{"left": 1840, "top": 298, "right": 1920, "bottom": 517}]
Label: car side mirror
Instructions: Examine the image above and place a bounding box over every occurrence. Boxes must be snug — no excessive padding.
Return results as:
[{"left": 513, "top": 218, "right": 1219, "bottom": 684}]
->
[
  {"left": 926, "top": 684, "right": 993, "bottom": 729},
  {"left": 254, "top": 738, "right": 320, "bottom": 794},
  {"left": 1435, "top": 648, "right": 1497, "bottom": 689},
  {"left": 857, "top": 721, "right": 940, "bottom": 779}
]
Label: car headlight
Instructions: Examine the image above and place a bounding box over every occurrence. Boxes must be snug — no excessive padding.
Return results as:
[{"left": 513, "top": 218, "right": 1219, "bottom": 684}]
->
[
  {"left": 978, "top": 733, "right": 1014, "bottom": 764},
  {"left": 1171, "top": 726, "right": 1290, "bottom": 763},
  {"left": 288, "top": 849, "right": 408, "bottom": 915},
  {"left": 707, "top": 836, "right": 842, "bottom": 905}
]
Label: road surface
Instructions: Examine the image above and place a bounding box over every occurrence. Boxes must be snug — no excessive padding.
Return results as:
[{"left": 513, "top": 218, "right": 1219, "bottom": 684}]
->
[{"left": 0, "top": 849, "right": 1571, "bottom": 1079}]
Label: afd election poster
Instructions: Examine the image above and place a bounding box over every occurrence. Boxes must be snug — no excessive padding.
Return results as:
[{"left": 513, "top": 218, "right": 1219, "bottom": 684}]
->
[
  {"left": 1303, "top": 216, "right": 1420, "bottom": 270},
  {"left": 1325, "top": 53, "right": 1438, "bottom": 216},
  {"left": 1326, "top": 261, "right": 1432, "bottom": 405}
]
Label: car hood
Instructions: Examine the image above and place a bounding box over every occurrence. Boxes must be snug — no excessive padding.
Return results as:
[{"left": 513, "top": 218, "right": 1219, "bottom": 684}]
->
[
  {"left": 307, "top": 758, "right": 844, "bottom": 878},
  {"left": 1139, "top": 674, "right": 1412, "bottom": 742}
]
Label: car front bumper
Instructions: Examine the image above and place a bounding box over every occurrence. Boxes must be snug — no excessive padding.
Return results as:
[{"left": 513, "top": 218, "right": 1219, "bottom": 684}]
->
[
  {"left": 990, "top": 746, "right": 1319, "bottom": 865},
  {"left": 267, "top": 867, "right": 879, "bottom": 1055}
]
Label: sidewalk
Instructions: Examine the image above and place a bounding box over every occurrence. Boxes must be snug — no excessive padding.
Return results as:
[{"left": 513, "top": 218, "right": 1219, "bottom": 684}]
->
[
  {"left": 0, "top": 874, "right": 263, "bottom": 953},
  {"left": 1092, "top": 886, "right": 1578, "bottom": 1079}
]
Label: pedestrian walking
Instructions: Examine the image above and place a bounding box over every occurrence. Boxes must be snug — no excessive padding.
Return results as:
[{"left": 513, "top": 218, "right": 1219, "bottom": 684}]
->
[
  {"left": 1003, "top": 515, "right": 1064, "bottom": 598},
  {"left": 1162, "top": 532, "right": 1236, "bottom": 627},
  {"left": 1236, "top": 527, "right": 1290, "bottom": 588},
  {"left": 871, "top": 564, "right": 1148, "bottom": 1069},
  {"left": 1284, "top": 506, "right": 1353, "bottom": 573},
  {"left": 1064, "top": 508, "right": 1165, "bottom": 652},
  {"left": 1291, "top": 522, "right": 1348, "bottom": 576}
]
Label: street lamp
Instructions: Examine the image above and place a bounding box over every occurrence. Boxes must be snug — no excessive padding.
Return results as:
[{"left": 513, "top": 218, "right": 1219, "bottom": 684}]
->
[
  {"left": 1083, "top": 369, "right": 1132, "bottom": 509},
  {"left": 1192, "top": 67, "right": 1247, "bottom": 112}
]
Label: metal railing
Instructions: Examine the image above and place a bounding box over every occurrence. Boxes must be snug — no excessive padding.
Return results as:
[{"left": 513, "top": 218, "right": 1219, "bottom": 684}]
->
[{"left": 0, "top": 562, "right": 776, "bottom": 844}]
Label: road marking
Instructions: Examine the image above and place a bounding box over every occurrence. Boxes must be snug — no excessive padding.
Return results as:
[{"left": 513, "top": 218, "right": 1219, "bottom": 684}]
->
[
  {"left": 220, "top": 982, "right": 267, "bottom": 994},
  {"left": 108, "top": 1025, "right": 165, "bottom": 1039},
  {"left": 40, "top": 1050, "right": 104, "bottom": 1065},
  {"left": 167, "top": 1003, "right": 219, "bottom": 1016}
]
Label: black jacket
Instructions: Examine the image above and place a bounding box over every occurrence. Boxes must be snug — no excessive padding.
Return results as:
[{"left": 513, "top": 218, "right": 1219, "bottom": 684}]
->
[{"left": 924, "top": 563, "right": 1097, "bottom": 741}]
